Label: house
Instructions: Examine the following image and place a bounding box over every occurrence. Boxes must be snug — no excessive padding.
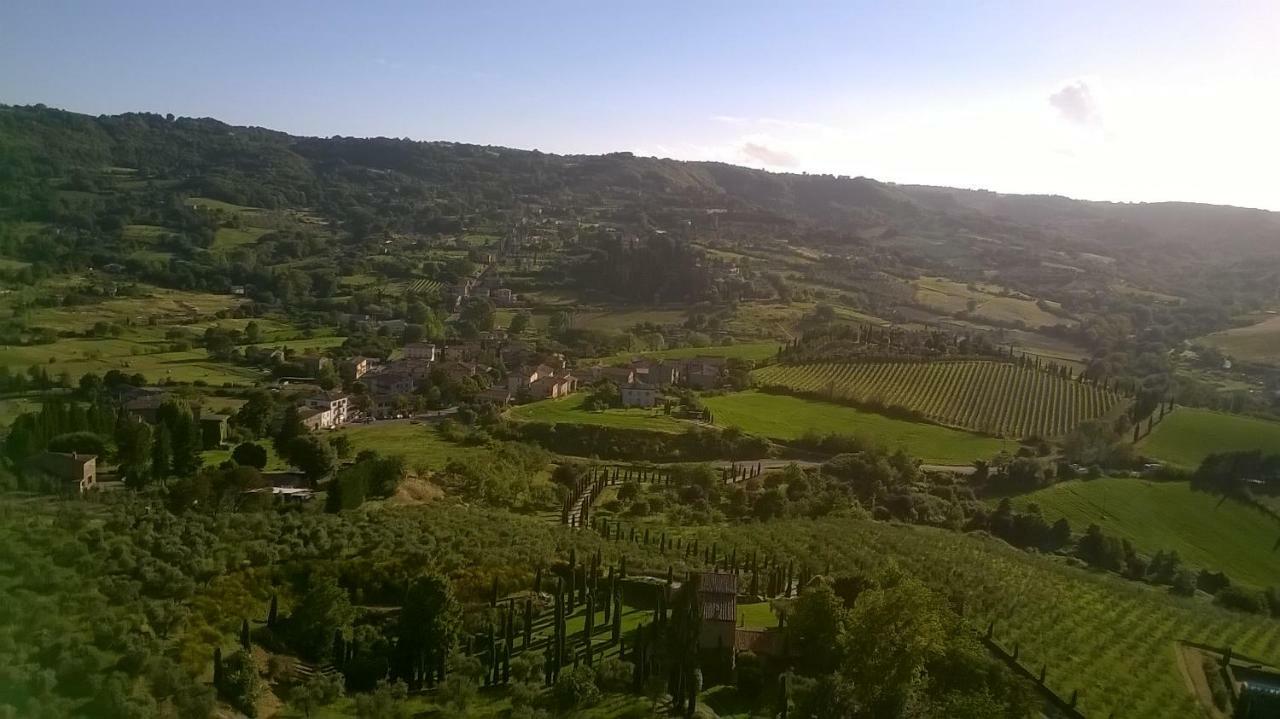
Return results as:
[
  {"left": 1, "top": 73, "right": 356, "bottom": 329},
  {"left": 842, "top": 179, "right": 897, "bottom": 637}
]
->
[
  {"left": 530, "top": 372, "right": 577, "bottom": 399},
  {"left": 491, "top": 288, "right": 517, "bottom": 306},
  {"left": 620, "top": 382, "right": 660, "bottom": 408},
  {"left": 479, "top": 387, "right": 515, "bottom": 405},
  {"left": 198, "top": 413, "right": 230, "bottom": 449},
  {"left": 365, "top": 370, "right": 415, "bottom": 396},
  {"left": 299, "top": 407, "right": 332, "bottom": 431},
  {"left": 341, "top": 356, "right": 371, "bottom": 379},
  {"left": 697, "top": 572, "right": 738, "bottom": 649},
  {"left": 439, "top": 361, "right": 485, "bottom": 383},
  {"left": 297, "top": 354, "right": 333, "bottom": 377},
  {"left": 303, "top": 391, "right": 351, "bottom": 428},
  {"left": 26, "top": 452, "right": 97, "bottom": 494},
  {"left": 123, "top": 392, "right": 169, "bottom": 423},
  {"left": 682, "top": 357, "right": 725, "bottom": 389},
  {"left": 404, "top": 343, "right": 437, "bottom": 362},
  {"left": 442, "top": 343, "right": 482, "bottom": 362},
  {"left": 587, "top": 366, "right": 636, "bottom": 385},
  {"left": 633, "top": 359, "right": 681, "bottom": 386}
]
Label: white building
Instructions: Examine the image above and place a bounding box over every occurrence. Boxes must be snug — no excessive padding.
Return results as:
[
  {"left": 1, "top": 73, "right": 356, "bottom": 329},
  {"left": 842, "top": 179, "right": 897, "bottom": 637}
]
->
[{"left": 303, "top": 391, "right": 351, "bottom": 428}]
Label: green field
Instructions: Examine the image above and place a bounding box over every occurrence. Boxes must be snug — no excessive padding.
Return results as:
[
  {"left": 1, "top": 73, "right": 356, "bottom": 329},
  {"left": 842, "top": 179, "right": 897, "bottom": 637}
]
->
[
  {"left": 333, "top": 422, "right": 488, "bottom": 471},
  {"left": 754, "top": 361, "right": 1120, "bottom": 439},
  {"left": 1201, "top": 312, "right": 1280, "bottom": 365},
  {"left": 592, "top": 341, "right": 780, "bottom": 366},
  {"left": 1009, "top": 478, "right": 1280, "bottom": 589},
  {"left": 692, "top": 516, "right": 1280, "bottom": 719},
  {"left": 509, "top": 394, "right": 689, "bottom": 433},
  {"left": 211, "top": 226, "right": 270, "bottom": 252},
  {"left": 702, "top": 391, "right": 1005, "bottom": 464},
  {"left": 574, "top": 308, "right": 687, "bottom": 332},
  {"left": 913, "top": 276, "right": 1070, "bottom": 329},
  {"left": 1139, "top": 407, "right": 1280, "bottom": 468},
  {"left": 202, "top": 443, "right": 292, "bottom": 472}
]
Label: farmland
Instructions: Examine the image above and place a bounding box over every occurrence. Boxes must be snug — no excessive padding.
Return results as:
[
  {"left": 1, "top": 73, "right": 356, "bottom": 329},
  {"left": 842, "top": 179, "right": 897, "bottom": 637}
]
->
[
  {"left": 1008, "top": 478, "right": 1280, "bottom": 589},
  {"left": 1140, "top": 407, "right": 1280, "bottom": 468},
  {"left": 912, "top": 276, "right": 1072, "bottom": 329},
  {"left": 590, "top": 341, "right": 780, "bottom": 366},
  {"left": 693, "top": 517, "right": 1280, "bottom": 719},
  {"left": 508, "top": 394, "right": 690, "bottom": 433},
  {"left": 1200, "top": 311, "right": 1280, "bottom": 365},
  {"left": 754, "top": 360, "right": 1122, "bottom": 438},
  {"left": 702, "top": 390, "right": 1005, "bottom": 464},
  {"left": 406, "top": 278, "right": 446, "bottom": 296}
]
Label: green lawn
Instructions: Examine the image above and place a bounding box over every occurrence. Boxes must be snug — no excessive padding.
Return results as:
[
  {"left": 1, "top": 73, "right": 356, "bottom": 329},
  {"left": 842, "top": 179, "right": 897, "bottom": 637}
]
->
[
  {"left": 333, "top": 422, "right": 487, "bottom": 471},
  {"left": 1139, "top": 407, "right": 1280, "bottom": 468},
  {"left": 702, "top": 391, "right": 1005, "bottom": 464},
  {"left": 736, "top": 601, "right": 779, "bottom": 629},
  {"left": 202, "top": 443, "right": 291, "bottom": 472},
  {"left": 1009, "top": 478, "right": 1280, "bottom": 589},
  {"left": 509, "top": 394, "right": 690, "bottom": 433}
]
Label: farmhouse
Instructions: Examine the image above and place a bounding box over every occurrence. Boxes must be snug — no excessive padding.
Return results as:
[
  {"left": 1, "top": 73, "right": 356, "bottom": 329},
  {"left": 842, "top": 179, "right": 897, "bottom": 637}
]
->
[
  {"left": 404, "top": 342, "right": 437, "bottom": 362},
  {"left": 123, "top": 391, "right": 169, "bottom": 422},
  {"left": 620, "top": 381, "right": 660, "bottom": 408},
  {"left": 198, "top": 413, "right": 229, "bottom": 449},
  {"left": 681, "top": 357, "right": 725, "bottom": 389},
  {"left": 697, "top": 572, "right": 738, "bottom": 650},
  {"left": 632, "top": 358, "right": 681, "bottom": 386},
  {"left": 587, "top": 366, "right": 636, "bottom": 385},
  {"left": 509, "top": 364, "right": 579, "bottom": 399},
  {"left": 26, "top": 451, "right": 97, "bottom": 494},
  {"left": 297, "top": 354, "right": 332, "bottom": 377}
]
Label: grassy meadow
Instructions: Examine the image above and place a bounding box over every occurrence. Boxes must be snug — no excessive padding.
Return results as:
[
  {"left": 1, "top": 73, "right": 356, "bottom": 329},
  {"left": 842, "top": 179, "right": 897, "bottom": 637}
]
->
[
  {"left": 1008, "top": 478, "right": 1280, "bottom": 589},
  {"left": 508, "top": 394, "right": 690, "bottom": 433},
  {"left": 702, "top": 390, "right": 1005, "bottom": 464},
  {"left": 333, "top": 422, "right": 489, "bottom": 471},
  {"left": 1139, "top": 407, "right": 1280, "bottom": 467},
  {"left": 1201, "top": 311, "right": 1280, "bottom": 365}
]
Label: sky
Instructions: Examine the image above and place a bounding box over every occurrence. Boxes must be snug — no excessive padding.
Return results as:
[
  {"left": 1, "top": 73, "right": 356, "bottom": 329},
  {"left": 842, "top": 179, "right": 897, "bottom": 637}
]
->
[{"left": 2, "top": 1, "right": 1279, "bottom": 209}]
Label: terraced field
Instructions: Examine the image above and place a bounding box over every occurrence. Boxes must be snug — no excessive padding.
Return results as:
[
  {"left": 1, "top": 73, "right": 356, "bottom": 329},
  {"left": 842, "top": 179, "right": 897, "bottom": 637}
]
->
[{"left": 754, "top": 360, "right": 1123, "bottom": 438}]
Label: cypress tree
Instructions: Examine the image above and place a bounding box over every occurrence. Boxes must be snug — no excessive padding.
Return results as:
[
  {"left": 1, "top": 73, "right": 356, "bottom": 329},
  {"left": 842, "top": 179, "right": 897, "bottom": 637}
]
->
[
  {"left": 267, "top": 593, "right": 278, "bottom": 627},
  {"left": 523, "top": 598, "right": 533, "bottom": 648},
  {"left": 240, "top": 619, "right": 250, "bottom": 650},
  {"left": 213, "top": 647, "right": 223, "bottom": 689}
]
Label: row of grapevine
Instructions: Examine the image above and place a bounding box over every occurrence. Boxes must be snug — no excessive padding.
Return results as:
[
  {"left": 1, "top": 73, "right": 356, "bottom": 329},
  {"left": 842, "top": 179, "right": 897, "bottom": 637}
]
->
[
  {"left": 679, "top": 518, "right": 1280, "bottom": 719},
  {"left": 753, "top": 360, "right": 1123, "bottom": 438},
  {"left": 406, "top": 278, "right": 445, "bottom": 296}
]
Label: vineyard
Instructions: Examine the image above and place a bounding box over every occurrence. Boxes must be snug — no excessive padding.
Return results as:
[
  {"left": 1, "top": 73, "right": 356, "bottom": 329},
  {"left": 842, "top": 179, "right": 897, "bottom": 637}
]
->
[
  {"left": 754, "top": 360, "right": 1123, "bottom": 438},
  {"left": 685, "top": 517, "right": 1280, "bottom": 719},
  {"left": 406, "top": 278, "right": 445, "bottom": 296}
]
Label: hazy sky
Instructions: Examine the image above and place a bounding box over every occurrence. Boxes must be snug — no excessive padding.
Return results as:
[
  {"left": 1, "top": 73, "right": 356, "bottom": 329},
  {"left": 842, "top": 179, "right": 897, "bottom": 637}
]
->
[{"left": 3, "top": 1, "right": 1278, "bottom": 209}]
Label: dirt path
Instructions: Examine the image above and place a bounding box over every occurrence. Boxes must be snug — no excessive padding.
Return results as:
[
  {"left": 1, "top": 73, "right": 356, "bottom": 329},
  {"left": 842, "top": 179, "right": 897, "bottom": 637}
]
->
[{"left": 1174, "top": 642, "right": 1227, "bottom": 719}]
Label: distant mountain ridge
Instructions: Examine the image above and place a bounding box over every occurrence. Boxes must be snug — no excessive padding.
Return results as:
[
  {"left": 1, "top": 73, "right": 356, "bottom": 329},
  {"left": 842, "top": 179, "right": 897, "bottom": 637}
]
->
[{"left": 2, "top": 103, "right": 1278, "bottom": 258}]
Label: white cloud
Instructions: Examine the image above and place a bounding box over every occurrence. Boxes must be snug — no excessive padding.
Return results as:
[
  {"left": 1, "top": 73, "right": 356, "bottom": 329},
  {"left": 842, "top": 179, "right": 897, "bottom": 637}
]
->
[
  {"left": 740, "top": 141, "right": 797, "bottom": 167},
  {"left": 1049, "top": 81, "right": 1100, "bottom": 125}
]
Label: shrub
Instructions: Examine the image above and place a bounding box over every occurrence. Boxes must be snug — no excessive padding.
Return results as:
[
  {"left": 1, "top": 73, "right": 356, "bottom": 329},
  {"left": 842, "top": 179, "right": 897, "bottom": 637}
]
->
[
  {"left": 553, "top": 665, "right": 601, "bottom": 710},
  {"left": 1215, "top": 586, "right": 1264, "bottom": 614}
]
